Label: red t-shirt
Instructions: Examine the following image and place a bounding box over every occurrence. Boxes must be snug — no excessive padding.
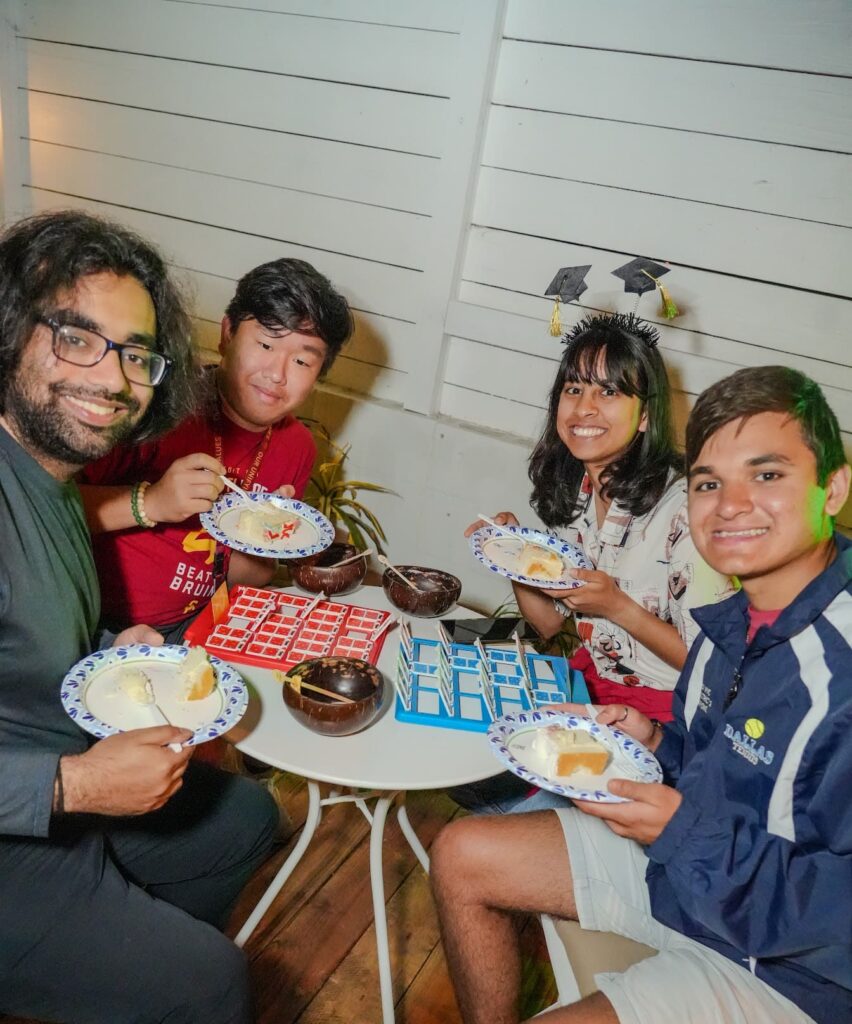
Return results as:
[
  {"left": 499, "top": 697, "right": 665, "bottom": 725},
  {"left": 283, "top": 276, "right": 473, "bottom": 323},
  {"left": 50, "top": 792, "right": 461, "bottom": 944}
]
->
[{"left": 81, "top": 410, "right": 315, "bottom": 628}]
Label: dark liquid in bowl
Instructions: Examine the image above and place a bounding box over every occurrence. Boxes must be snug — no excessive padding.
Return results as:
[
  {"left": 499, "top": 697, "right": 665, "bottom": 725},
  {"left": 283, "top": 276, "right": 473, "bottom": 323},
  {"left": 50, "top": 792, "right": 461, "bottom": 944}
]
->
[
  {"left": 314, "top": 543, "right": 357, "bottom": 568},
  {"left": 402, "top": 569, "right": 455, "bottom": 593}
]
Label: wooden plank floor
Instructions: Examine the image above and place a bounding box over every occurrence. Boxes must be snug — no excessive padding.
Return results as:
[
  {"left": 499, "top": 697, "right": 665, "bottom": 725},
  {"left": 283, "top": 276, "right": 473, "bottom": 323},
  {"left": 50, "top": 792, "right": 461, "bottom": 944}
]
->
[{"left": 1, "top": 772, "right": 558, "bottom": 1024}]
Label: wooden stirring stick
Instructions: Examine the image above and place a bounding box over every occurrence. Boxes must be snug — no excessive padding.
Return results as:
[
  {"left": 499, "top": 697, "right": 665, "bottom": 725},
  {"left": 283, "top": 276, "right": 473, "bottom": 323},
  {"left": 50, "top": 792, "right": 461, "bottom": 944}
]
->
[
  {"left": 284, "top": 675, "right": 356, "bottom": 704},
  {"left": 329, "top": 547, "right": 374, "bottom": 568},
  {"left": 377, "top": 554, "right": 419, "bottom": 590}
]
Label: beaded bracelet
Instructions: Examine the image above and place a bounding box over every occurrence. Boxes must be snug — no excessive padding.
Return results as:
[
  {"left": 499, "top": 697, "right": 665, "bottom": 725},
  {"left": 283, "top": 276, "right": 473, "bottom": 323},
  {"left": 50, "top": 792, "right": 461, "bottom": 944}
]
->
[{"left": 130, "top": 480, "right": 156, "bottom": 528}]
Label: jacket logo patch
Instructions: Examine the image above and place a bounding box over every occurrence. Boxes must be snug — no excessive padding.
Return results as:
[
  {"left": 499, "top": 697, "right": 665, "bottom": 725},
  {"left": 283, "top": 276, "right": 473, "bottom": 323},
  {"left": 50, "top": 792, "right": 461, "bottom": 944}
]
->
[
  {"left": 699, "top": 684, "right": 713, "bottom": 713},
  {"left": 744, "top": 718, "right": 765, "bottom": 739},
  {"left": 724, "top": 722, "right": 774, "bottom": 766}
]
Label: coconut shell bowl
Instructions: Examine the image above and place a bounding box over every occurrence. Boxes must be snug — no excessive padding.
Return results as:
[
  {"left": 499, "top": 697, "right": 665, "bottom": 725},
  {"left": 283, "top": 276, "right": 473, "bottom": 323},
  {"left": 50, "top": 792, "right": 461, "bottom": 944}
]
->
[
  {"left": 290, "top": 542, "right": 368, "bottom": 596},
  {"left": 381, "top": 565, "right": 462, "bottom": 618},
  {"left": 282, "top": 657, "right": 384, "bottom": 736}
]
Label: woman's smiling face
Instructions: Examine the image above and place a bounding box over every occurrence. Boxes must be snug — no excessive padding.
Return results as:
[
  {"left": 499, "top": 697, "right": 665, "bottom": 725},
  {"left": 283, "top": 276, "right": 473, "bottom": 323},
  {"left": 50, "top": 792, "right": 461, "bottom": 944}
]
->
[{"left": 556, "top": 350, "right": 647, "bottom": 472}]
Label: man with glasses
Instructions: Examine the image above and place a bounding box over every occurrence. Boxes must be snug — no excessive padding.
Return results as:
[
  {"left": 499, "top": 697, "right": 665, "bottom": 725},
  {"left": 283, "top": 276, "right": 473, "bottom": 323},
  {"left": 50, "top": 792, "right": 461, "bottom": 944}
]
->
[{"left": 0, "top": 210, "right": 278, "bottom": 1023}]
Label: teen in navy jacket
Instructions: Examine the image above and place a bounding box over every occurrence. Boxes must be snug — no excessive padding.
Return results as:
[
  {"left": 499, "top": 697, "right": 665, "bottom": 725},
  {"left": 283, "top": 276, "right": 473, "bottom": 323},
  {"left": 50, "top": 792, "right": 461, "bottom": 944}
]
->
[{"left": 647, "top": 535, "right": 852, "bottom": 1022}]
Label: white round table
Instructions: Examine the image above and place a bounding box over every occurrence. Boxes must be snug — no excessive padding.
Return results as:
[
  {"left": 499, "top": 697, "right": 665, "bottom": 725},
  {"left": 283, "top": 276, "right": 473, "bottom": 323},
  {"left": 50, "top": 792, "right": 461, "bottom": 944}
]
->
[{"left": 227, "top": 585, "right": 501, "bottom": 1023}]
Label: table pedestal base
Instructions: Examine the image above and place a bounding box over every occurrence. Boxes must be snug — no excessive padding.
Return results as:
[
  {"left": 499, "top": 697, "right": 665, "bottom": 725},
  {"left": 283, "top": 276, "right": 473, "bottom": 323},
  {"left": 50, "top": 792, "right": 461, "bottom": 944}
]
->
[{"left": 235, "top": 781, "right": 430, "bottom": 1024}]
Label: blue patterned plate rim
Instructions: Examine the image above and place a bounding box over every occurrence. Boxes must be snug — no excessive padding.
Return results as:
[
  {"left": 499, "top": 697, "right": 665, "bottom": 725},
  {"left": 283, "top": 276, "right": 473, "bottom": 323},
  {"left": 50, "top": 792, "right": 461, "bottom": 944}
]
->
[
  {"left": 200, "top": 493, "right": 334, "bottom": 559},
  {"left": 468, "top": 525, "right": 593, "bottom": 589},
  {"left": 59, "top": 643, "right": 248, "bottom": 747},
  {"left": 486, "top": 708, "right": 662, "bottom": 803}
]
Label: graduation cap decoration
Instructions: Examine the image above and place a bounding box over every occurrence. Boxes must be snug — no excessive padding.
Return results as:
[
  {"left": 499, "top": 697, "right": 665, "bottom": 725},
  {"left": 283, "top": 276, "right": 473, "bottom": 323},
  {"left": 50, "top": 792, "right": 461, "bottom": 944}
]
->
[
  {"left": 544, "top": 265, "right": 591, "bottom": 336},
  {"left": 612, "top": 257, "right": 680, "bottom": 319}
]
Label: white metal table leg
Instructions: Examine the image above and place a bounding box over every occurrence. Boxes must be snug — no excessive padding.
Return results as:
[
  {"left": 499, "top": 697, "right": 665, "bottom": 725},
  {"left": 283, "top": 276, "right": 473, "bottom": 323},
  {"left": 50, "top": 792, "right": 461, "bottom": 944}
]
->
[
  {"left": 370, "top": 791, "right": 400, "bottom": 1024},
  {"left": 235, "top": 779, "right": 323, "bottom": 947},
  {"left": 397, "top": 798, "right": 429, "bottom": 873},
  {"left": 540, "top": 913, "right": 581, "bottom": 1007}
]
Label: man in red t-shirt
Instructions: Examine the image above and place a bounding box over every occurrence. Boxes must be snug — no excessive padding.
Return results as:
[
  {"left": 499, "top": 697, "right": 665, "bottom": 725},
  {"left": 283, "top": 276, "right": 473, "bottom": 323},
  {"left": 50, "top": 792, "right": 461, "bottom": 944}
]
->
[{"left": 80, "top": 258, "right": 353, "bottom": 642}]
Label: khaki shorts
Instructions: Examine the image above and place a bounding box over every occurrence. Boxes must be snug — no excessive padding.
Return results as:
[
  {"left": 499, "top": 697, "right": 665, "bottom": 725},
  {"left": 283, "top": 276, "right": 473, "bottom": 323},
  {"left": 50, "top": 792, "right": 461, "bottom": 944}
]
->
[{"left": 553, "top": 808, "right": 816, "bottom": 1024}]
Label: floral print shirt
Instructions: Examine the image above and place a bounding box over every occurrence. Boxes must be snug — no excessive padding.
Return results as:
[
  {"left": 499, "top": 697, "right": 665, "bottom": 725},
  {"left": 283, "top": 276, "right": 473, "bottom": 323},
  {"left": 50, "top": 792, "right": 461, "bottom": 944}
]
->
[{"left": 555, "top": 474, "right": 734, "bottom": 692}]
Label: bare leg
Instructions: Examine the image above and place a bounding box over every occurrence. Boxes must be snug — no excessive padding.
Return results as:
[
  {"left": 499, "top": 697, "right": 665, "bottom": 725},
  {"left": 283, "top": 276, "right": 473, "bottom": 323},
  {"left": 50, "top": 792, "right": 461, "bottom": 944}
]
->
[{"left": 431, "top": 810, "right": 622, "bottom": 1024}]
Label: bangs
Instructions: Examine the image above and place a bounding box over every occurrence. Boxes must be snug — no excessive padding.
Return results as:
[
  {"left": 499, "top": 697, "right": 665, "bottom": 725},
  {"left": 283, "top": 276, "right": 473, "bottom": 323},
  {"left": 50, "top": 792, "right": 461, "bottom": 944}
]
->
[{"left": 562, "top": 333, "right": 645, "bottom": 398}]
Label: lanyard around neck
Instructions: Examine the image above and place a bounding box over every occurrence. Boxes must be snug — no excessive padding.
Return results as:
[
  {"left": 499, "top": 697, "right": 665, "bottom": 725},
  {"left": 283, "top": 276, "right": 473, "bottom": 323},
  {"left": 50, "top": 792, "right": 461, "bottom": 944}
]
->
[{"left": 213, "top": 422, "right": 273, "bottom": 491}]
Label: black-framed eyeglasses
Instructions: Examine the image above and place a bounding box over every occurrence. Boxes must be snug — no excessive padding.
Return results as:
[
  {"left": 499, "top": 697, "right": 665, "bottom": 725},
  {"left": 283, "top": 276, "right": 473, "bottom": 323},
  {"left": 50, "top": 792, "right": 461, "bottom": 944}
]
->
[{"left": 38, "top": 316, "right": 171, "bottom": 387}]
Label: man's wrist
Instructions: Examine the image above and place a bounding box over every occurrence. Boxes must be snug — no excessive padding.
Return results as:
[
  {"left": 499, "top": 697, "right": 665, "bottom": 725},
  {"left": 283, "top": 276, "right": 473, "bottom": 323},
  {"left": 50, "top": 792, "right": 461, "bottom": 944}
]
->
[{"left": 55, "top": 754, "right": 83, "bottom": 814}]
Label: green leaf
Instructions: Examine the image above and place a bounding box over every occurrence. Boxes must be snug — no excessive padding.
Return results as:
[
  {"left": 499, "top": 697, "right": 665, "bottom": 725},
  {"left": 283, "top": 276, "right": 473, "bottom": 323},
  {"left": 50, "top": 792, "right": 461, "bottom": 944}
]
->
[
  {"left": 342, "top": 501, "right": 388, "bottom": 540},
  {"left": 337, "top": 509, "right": 369, "bottom": 551},
  {"left": 338, "top": 481, "right": 397, "bottom": 495}
]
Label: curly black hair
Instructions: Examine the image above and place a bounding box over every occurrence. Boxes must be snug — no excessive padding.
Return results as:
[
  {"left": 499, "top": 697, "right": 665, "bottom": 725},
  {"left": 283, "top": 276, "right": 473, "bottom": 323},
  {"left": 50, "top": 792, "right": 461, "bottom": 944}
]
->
[
  {"left": 0, "top": 209, "right": 200, "bottom": 441},
  {"left": 529, "top": 312, "right": 682, "bottom": 527}
]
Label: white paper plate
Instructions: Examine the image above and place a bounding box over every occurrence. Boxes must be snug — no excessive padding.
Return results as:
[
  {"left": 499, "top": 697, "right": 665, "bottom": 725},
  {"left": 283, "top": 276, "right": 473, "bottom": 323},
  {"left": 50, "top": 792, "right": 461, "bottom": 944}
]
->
[
  {"left": 200, "top": 493, "right": 334, "bottom": 559},
  {"left": 469, "top": 525, "right": 593, "bottom": 589},
  {"left": 60, "top": 644, "right": 247, "bottom": 746},
  {"left": 487, "top": 709, "right": 662, "bottom": 803}
]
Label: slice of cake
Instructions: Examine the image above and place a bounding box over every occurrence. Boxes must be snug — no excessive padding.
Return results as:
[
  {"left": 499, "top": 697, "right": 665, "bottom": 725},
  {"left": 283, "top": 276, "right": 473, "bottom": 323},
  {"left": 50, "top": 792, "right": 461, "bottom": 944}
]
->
[
  {"left": 236, "top": 505, "right": 298, "bottom": 545},
  {"left": 518, "top": 542, "right": 564, "bottom": 581},
  {"left": 179, "top": 647, "right": 216, "bottom": 701},
  {"left": 118, "top": 667, "right": 154, "bottom": 704},
  {"left": 532, "top": 726, "right": 610, "bottom": 777}
]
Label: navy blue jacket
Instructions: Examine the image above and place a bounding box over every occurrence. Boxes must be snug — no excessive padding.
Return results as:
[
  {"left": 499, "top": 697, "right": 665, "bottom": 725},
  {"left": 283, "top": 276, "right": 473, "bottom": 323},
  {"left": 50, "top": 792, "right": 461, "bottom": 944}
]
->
[{"left": 646, "top": 534, "right": 852, "bottom": 1024}]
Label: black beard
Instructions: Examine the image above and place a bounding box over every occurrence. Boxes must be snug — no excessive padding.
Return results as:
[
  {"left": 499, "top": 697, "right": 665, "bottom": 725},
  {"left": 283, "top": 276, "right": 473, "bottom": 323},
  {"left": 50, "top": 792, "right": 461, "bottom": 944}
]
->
[{"left": 4, "top": 375, "right": 142, "bottom": 468}]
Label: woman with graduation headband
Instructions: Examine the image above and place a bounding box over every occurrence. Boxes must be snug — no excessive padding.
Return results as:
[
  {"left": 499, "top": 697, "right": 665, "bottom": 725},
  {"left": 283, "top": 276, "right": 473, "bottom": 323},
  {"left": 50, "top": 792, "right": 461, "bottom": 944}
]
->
[
  {"left": 456, "top": 313, "right": 732, "bottom": 813},
  {"left": 471, "top": 313, "right": 733, "bottom": 723}
]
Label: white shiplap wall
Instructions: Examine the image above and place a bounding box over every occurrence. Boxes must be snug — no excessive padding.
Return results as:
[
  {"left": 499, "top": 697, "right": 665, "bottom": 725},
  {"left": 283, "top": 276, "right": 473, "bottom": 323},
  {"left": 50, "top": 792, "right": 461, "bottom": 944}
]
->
[
  {"left": 1, "top": 0, "right": 505, "bottom": 410},
  {"left": 1, "top": 0, "right": 850, "bottom": 606},
  {"left": 445, "top": 0, "right": 852, "bottom": 523}
]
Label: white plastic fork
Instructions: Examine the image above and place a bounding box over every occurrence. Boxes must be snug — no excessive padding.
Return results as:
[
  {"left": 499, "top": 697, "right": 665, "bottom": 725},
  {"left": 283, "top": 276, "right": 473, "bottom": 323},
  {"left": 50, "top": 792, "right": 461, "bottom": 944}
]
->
[
  {"left": 138, "top": 679, "right": 184, "bottom": 752},
  {"left": 475, "top": 512, "right": 518, "bottom": 539},
  {"left": 219, "top": 475, "right": 254, "bottom": 505}
]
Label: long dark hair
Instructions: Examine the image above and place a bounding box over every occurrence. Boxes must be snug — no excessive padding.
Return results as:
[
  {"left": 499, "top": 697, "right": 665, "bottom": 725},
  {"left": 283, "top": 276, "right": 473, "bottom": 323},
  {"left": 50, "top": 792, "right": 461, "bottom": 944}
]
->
[
  {"left": 530, "top": 313, "right": 681, "bottom": 527},
  {"left": 0, "top": 209, "right": 199, "bottom": 441}
]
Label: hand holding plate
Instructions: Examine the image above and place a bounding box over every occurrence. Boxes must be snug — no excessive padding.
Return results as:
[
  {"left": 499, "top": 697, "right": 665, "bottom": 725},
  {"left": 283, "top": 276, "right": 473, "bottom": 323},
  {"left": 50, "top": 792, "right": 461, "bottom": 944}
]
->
[
  {"left": 593, "top": 703, "right": 659, "bottom": 748},
  {"left": 112, "top": 624, "right": 164, "bottom": 648},
  {"left": 464, "top": 510, "right": 519, "bottom": 538},
  {"left": 574, "top": 779, "right": 682, "bottom": 845},
  {"left": 550, "top": 567, "right": 629, "bottom": 616}
]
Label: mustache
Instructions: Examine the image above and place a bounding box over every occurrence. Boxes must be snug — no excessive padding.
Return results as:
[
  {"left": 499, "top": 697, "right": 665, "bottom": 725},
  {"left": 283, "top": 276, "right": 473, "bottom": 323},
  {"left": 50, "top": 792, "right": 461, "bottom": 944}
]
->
[{"left": 49, "top": 382, "right": 142, "bottom": 417}]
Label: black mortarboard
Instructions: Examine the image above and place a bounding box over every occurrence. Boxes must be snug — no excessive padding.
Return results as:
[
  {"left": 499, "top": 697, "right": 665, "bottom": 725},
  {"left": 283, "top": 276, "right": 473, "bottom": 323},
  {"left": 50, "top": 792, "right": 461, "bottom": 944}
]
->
[
  {"left": 611, "top": 257, "right": 669, "bottom": 296},
  {"left": 544, "top": 265, "right": 591, "bottom": 304}
]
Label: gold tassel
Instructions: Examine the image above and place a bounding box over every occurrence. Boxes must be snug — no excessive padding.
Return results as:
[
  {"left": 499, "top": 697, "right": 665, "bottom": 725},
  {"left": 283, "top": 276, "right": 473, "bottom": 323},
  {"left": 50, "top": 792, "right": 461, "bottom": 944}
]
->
[
  {"left": 658, "top": 283, "right": 679, "bottom": 320},
  {"left": 549, "top": 298, "right": 562, "bottom": 336},
  {"left": 641, "top": 270, "right": 681, "bottom": 320}
]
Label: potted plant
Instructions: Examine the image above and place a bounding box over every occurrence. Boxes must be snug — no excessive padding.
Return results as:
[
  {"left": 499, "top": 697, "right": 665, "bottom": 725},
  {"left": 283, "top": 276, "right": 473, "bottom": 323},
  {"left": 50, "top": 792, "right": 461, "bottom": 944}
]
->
[{"left": 303, "top": 422, "right": 395, "bottom": 553}]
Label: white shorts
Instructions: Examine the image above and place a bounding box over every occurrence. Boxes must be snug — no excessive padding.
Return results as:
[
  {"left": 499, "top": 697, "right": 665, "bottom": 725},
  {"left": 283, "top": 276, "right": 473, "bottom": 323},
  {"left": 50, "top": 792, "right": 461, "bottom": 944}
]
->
[{"left": 553, "top": 808, "right": 816, "bottom": 1024}]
